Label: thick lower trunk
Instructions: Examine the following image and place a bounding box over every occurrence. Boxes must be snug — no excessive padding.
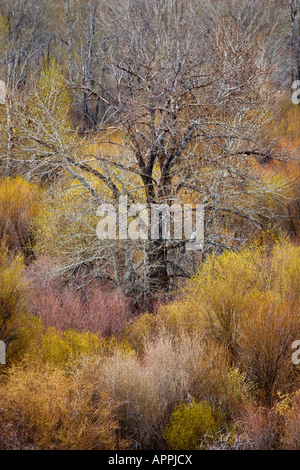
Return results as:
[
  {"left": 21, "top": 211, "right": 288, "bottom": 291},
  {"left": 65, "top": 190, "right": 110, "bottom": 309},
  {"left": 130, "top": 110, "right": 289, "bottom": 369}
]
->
[{"left": 147, "top": 240, "right": 170, "bottom": 296}]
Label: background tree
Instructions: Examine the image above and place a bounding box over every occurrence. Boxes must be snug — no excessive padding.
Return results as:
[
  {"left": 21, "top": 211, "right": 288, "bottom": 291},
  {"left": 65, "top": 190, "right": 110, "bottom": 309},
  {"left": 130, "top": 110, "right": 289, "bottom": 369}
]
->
[
  {"left": 54, "top": 0, "right": 106, "bottom": 128},
  {"left": 290, "top": 0, "right": 300, "bottom": 88}
]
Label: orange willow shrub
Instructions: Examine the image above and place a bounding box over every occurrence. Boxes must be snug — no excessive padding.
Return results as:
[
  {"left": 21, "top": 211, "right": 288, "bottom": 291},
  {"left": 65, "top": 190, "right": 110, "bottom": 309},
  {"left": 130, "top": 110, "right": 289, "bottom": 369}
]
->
[
  {"left": 280, "top": 391, "right": 300, "bottom": 450},
  {"left": 237, "top": 293, "right": 300, "bottom": 405},
  {"left": 237, "top": 404, "right": 281, "bottom": 450},
  {"left": 0, "top": 363, "right": 124, "bottom": 450},
  {"left": 0, "top": 177, "right": 41, "bottom": 258}
]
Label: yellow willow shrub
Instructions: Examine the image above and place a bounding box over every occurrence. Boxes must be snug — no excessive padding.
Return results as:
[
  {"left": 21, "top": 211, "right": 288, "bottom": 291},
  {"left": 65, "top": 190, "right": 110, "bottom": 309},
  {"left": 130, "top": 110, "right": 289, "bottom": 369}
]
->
[
  {"left": 0, "top": 177, "right": 41, "bottom": 257},
  {"left": 125, "top": 240, "right": 300, "bottom": 400},
  {"left": 0, "top": 243, "right": 37, "bottom": 363},
  {"left": 186, "top": 342, "right": 254, "bottom": 420},
  {"left": 0, "top": 363, "right": 122, "bottom": 450},
  {"left": 156, "top": 301, "right": 205, "bottom": 338},
  {"left": 166, "top": 240, "right": 300, "bottom": 357},
  {"left": 237, "top": 291, "right": 300, "bottom": 405},
  {"left": 25, "top": 326, "right": 130, "bottom": 369},
  {"left": 270, "top": 241, "right": 300, "bottom": 300},
  {"left": 163, "top": 400, "right": 225, "bottom": 450},
  {"left": 125, "top": 313, "right": 158, "bottom": 354},
  {"left": 28, "top": 60, "right": 71, "bottom": 141},
  {"left": 37, "top": 328, "right": 105, "bottom": 367},
  {"left": 186, "top": 247, "right": 265, "bottom": 355}
]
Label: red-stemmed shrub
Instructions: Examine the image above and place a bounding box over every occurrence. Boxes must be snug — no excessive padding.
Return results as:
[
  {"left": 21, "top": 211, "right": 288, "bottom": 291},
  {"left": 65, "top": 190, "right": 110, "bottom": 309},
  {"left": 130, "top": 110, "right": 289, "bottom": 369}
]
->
[{"left": 26, "top": 257, "right": 132, "bottom": 337}]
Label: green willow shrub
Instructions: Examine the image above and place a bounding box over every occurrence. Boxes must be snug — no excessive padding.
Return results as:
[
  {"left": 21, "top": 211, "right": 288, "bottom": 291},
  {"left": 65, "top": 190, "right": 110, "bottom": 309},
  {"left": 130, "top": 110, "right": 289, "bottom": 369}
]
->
[{"left": 163, "top": 400, "right": 225, "bottom": 450}]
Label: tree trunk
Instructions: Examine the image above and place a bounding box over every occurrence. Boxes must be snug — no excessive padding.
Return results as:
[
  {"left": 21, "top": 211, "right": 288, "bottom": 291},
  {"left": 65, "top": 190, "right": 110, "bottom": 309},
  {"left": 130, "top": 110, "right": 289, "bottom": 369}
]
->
[
  {"left": 147, "top": 240, "right": 170, "bottom": 296},
  {"left": 290, "top": 0, "right": 300, "bottom": 89},
  {"left": 83, "top": 0, "right": 98, "bottom": 128}
]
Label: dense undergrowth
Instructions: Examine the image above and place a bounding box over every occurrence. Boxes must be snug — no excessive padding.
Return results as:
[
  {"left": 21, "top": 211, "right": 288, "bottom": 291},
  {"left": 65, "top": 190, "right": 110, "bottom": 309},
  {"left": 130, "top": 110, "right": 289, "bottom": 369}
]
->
[
  {"left": 1, "top": 0, "right": 300, "bottom": 451},
  {"left": 1, "top": 184, "right": 300, "bottom": 450},
  {"left": 1, "top": 100, "right": 300, "bottom": 449}
]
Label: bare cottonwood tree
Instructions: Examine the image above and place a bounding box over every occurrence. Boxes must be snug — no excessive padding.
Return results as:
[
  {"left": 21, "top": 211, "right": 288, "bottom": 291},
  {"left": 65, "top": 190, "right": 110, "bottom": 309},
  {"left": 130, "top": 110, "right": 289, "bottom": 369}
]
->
[{"left": 6, "top": 0, "right": 290, "bottom": 303}]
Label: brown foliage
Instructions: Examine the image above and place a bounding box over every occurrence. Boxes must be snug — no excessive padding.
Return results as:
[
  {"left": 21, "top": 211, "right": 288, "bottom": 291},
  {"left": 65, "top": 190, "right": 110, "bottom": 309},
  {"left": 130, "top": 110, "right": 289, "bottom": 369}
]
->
[
  {"left": 237, "top": 405, "right": 281, "bottom": 450},
  {"left": 237, "top": 294, "right": 300, "bottom": 405},
  {"left": 281, "top": 392, "right": 300, "bottom": 450}
]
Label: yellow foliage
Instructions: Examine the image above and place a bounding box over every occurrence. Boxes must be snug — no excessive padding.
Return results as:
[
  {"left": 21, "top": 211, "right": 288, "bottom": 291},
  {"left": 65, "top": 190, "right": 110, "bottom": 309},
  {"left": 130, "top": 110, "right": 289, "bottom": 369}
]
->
[
  {"left": 125, "top": 313, "right": 158, "bottom": 353},
  {"left": 276, "top": 392, "right": 293, "bottom": 417},
  {"left": 277, "top": 100, "right": 300, "bottom": 151},
  {"left": 0, "top": 363, "right": 121, "bottom": 450},
  {"left": 22, "top": 323, "right": 132, "bottom": 369},
  {"left": 31, "top": 60, "right": 71, "bottom": 135},
  {"left": 37, "top": 327, "right": 105, "bottom": 367},
  {"left": 0, "top": 15, "right": 9, "bottom": 51},
  {"left": 0, "top": 243, "right": 35, "bottom": 364},
  {"left": 0, "top": 177, "right": 41, "bottom": 256}
]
